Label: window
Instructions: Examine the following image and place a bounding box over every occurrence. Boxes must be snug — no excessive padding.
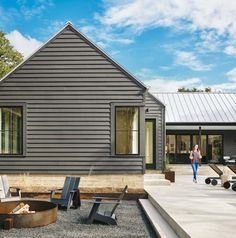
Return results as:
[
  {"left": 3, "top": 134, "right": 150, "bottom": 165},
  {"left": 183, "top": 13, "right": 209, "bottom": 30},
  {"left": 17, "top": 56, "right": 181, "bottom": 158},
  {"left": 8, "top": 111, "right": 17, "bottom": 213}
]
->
[
  {"left": 166, "top": 135, "right": 176, "bottom": 154},
  {"left": 0, "top": 107, "right": 23, "bottom": 155},
  {"left": 115, "top": 107, "right": 139, "bottom": 155},
  {"left": 208, "top": 135, "right": 222, "bottom": 162},
  {"left": 192, "top": 135, "right": 207, "bottom": 156},
  {"left": 177, "top": 135, "right": 190, "bottom": 154}
]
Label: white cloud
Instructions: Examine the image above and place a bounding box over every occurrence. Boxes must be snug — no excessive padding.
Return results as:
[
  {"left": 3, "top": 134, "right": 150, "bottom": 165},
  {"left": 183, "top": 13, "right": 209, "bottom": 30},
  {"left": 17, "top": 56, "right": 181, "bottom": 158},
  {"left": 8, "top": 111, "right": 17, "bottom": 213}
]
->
[
  {"left": 135, "top": 68, "right": 155, "bottom": 79},
  {"left": 226, "top": 67, "right": 236, "bottom": 82},
  {"left": 80, "top": 24, "right": 133, "bottom": 48},
  {"left": 210, "top": 82, "right": 236, "bottom": 91},
  {"left": 16, "top": 0, "right": 54, "bottom": 19},
  {"left": 143, "top": 77, "right": 202, "bottom": 92},
  {"left": 175, "top": 51, "right": 213, "bottom": 71},
  {"left": 99, "top": 0, "right": 236, "bottom": 39},
  {"left": 224, "top": 46, "right": 236, "bottom": 56},
  {"left": 6, "top": 30, "right": 42, "bottom": 58}
]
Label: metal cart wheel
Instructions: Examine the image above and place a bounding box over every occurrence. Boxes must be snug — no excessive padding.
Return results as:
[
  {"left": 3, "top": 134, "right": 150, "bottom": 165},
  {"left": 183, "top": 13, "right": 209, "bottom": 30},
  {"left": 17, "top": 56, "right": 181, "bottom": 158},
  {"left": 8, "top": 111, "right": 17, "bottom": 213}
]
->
[
  {"left": 211, "top": 179, "right": 218, "bottom": 186},
  {"left": 205, "top": 178, "right": 211, "bottom": 184},
  {"left": 223, "top": 181, "right": 231, "bottom": 189}
]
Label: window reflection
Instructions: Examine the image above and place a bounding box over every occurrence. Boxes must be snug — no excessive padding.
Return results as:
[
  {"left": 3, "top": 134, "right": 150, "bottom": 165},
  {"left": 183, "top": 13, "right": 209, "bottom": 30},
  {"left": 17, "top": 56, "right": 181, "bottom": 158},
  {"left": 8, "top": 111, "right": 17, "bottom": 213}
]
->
[
  {"left": 116, "top": 107, "right": 139, "bottom": 155},
  {"left": 166, "top": 135, "right": 176, "bottom": 154},
  {"left": 192, "top": 135, "right": 207, "bottom": 156},
  {"left": 177, "top": 135, "right": 190, "bottom": 154},
  {"left": 0, "top": 107, "right": 23, "bottom": 155},
  {"left": 208, "top": 135, "right": 222, "bottom": 163}
]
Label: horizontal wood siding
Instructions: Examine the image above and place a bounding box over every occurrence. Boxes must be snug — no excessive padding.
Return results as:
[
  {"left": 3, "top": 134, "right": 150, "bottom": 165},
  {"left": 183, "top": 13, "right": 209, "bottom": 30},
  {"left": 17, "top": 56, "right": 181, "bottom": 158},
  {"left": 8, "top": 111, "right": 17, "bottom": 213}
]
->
[
  {"left": 145, "top": 93, "right": 165, "bottom": 170},
  {"left": 0, "top": 26, "right": 145, "bottom": 174}
]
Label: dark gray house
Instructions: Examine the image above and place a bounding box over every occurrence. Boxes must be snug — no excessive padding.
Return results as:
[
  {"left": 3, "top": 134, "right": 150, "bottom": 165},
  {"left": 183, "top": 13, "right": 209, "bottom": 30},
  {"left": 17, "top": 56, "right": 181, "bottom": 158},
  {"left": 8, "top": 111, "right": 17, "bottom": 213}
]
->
[
  {"left": 0, "top": 23, "right": 165, "bottom": 174},
  {"left": 154, "top": 92, "right": 236, "bottom": 164}
]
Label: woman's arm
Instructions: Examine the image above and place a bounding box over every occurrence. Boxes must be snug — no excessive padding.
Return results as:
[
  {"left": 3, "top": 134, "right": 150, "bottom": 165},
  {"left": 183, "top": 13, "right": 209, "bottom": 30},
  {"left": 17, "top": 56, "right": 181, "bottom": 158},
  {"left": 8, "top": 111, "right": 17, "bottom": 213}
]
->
[
  {"left": 199, "top": 150, "right": 202, "bottom": 165},
  {"left": 199, "top": 150, "right": 202, "bottom": 159}
]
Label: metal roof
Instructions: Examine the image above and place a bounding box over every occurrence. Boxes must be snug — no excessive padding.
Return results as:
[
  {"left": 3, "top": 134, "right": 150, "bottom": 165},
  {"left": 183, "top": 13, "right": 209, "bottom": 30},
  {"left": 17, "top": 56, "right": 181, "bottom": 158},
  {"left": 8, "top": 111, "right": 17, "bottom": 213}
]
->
[{"left": 153, "top": 92, "right": 236, "bottom": 123}]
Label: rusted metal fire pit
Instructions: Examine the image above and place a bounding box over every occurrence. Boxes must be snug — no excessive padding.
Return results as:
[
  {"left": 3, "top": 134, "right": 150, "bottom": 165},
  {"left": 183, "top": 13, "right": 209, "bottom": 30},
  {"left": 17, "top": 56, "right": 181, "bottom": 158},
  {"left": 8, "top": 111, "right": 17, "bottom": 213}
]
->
[{"left": 0, "top": 200, "right": 57, "bottom": 229}]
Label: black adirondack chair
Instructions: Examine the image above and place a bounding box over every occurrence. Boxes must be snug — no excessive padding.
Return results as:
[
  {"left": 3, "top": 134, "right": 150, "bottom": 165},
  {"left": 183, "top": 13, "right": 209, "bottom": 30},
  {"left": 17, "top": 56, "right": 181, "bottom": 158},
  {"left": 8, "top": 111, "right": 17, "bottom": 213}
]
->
[
  {"left": 50, "top": 176, "right": 80, "bottom": 210},
  {"left": 0, "top": 175, "right": 21, "bottom": 202},
  {"left": 86, "top": 185, "right": 128, "bottom": 225}
]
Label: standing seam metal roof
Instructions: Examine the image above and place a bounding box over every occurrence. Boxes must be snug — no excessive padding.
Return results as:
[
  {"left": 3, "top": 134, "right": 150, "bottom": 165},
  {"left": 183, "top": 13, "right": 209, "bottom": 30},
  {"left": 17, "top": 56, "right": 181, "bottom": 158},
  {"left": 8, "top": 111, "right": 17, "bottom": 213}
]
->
[{"left": 153, "top": 92, "right": 236, "bottom": 123}]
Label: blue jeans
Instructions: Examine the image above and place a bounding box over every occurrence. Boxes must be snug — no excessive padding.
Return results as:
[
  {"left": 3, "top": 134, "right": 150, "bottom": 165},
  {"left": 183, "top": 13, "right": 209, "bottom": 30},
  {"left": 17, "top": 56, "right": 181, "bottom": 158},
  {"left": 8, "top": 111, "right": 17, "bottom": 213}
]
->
[{"left": 191, "top": 162, "right": 199, "bottom": 180}]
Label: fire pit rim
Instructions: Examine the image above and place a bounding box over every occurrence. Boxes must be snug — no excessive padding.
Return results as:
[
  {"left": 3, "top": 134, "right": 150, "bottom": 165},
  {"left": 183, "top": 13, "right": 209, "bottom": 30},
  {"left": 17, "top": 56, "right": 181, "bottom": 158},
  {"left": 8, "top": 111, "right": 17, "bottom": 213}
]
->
[{"left": 0, "top": 199, "right": 58, "bottom": 229}]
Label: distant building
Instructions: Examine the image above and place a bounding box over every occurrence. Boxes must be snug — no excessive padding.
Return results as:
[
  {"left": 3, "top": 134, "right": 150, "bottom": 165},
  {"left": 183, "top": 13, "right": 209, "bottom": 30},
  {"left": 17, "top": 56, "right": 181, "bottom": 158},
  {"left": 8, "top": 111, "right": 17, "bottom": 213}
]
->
[{"left": 154, "top": 92, "right": 236, "bottom": 164}]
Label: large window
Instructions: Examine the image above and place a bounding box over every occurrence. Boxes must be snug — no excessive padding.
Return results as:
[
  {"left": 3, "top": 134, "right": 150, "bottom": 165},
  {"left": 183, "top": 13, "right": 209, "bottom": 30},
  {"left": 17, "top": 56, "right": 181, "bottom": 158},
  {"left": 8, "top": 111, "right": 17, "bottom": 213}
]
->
[
  {"left": 166, "top": 134, "right": 223, "bottom": 164},
  {"left": 115, "top": 107, "right": 139, "bottom": 155},
  {"left": 177, "top": 135, "right": 190, "bottom": 154},
  {"left": 0, "top": 107, "right": 23, "bottom": 155},
  {"left": 192, "top": 135, "right": 207, "bottom": 156},
  {"left": 208, "top": 135, "right": 222, "bottom": 163}
]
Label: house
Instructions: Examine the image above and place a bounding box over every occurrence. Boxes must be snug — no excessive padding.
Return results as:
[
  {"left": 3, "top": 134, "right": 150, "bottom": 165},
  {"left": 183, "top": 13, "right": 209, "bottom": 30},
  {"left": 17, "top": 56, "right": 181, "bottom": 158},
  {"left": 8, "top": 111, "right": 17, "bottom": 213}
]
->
[
  {"left": 154, "top": 92, "right": 236, "bottom": 164},
  {"left": 0, "top": 22, "right": 165, "bottom": 175}
]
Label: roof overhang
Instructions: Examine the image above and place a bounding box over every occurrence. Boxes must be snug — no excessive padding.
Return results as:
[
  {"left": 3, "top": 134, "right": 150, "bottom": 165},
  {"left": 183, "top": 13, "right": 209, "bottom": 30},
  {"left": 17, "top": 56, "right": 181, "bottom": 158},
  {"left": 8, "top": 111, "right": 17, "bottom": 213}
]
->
[{"left": 166, "top": 123, "right": 236, "bottom": 131}]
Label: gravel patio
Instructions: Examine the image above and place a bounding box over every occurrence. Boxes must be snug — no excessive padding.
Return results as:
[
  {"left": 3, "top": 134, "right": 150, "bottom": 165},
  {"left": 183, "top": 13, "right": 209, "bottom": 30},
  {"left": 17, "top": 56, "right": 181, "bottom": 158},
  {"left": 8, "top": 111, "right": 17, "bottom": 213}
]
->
[{"left": 0, "top": 201, "right": 155, "bottom": 238}]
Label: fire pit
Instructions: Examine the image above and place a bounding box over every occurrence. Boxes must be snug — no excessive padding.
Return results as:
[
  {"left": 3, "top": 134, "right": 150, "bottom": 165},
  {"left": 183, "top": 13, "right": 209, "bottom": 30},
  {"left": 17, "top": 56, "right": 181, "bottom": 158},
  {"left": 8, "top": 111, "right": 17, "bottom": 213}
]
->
[{"left": 0, "top": 200, "right": 57, "bottom": 229}]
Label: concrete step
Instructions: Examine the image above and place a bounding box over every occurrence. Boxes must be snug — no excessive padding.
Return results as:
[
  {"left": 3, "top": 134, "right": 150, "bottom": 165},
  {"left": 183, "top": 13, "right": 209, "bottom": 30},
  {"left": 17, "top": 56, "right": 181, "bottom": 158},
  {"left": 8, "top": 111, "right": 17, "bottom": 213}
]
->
[
  {"left": 148, "top": 194, "right": 190, "bottom": 238},
  {"left": 144, "top": 174, "right": 165, "bottom": 179},
  {"left": 139, "top": 199, "right": 179, "bottom": 238},
  {"left": 144, "top": 179, "right": 171, "bottom": 186}
]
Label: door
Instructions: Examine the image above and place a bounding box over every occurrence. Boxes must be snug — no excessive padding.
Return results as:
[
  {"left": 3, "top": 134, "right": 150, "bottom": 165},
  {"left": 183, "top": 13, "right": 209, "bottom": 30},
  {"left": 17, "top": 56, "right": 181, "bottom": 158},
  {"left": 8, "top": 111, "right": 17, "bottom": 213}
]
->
[{"left": 145, "top": 119, "right": 156, "bottom": 169}]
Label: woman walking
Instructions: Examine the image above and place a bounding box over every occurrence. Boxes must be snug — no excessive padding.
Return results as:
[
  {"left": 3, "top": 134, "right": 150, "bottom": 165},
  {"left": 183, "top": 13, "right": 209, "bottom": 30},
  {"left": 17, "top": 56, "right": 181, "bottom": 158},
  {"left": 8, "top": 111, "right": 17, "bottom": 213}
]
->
[{"left": 189, "top": 144, "right": 202, "bottom": 183}]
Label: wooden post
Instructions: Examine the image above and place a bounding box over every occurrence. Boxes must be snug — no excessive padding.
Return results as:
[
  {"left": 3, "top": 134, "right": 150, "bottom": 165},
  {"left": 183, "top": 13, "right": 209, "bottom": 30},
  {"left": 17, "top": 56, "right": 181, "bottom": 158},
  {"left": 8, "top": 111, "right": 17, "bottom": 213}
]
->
[{"left": 198, "top": 126, "right": 202, "bottom": 149}]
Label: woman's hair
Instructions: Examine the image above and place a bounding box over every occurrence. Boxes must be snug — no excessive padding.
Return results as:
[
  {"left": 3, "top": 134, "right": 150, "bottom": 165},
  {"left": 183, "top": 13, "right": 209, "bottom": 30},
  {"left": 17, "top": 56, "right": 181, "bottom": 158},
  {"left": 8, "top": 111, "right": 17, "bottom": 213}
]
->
[{"left": 192, "top": 144, "right": 199, "bottom": 151}]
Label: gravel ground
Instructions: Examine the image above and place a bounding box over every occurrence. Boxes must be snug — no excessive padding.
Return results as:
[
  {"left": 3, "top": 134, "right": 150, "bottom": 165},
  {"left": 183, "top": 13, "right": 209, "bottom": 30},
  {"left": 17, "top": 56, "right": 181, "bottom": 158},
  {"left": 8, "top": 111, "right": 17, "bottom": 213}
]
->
[{"left": 0, "top": 201, "right": 155, "bottom": 238}]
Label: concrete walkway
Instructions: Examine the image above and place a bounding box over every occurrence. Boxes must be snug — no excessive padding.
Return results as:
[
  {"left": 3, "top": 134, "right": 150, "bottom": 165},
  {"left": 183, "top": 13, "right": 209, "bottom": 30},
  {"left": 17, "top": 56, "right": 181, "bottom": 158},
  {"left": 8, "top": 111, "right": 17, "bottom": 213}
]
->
[{"left": 145, "top": 175, "right": 236, "bottom": 238}]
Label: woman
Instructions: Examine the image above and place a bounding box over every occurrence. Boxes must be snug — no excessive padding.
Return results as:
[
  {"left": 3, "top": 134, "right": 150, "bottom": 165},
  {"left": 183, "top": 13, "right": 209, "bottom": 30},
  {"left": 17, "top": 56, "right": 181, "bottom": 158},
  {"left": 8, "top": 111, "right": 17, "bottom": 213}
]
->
[{"left": 189, "top": 144, "right": 202, "bottom": 183}]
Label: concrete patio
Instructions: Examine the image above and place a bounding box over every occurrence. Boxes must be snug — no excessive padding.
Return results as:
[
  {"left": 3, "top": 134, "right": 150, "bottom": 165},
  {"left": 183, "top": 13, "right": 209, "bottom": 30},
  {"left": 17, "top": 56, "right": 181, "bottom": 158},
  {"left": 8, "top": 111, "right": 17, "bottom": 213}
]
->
[{"left": 140, "top": 175, "right": 236, "bottom": 238}]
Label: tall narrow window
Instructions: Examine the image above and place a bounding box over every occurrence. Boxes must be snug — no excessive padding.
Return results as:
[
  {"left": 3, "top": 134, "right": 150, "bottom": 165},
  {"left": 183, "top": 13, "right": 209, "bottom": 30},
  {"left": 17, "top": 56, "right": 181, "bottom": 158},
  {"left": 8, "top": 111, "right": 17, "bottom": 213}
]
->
[
  {"left": 115, "top": 107, "right": 139, "bottom": 155},
  {"left": 176, "top": 135, "right": 190, "bottom": 154},
  {"left": 166, "top": 135, "right": 176, "bottom": 154},
  {"left": 0, "top": 107, "right": 23, "bottom": 155}
]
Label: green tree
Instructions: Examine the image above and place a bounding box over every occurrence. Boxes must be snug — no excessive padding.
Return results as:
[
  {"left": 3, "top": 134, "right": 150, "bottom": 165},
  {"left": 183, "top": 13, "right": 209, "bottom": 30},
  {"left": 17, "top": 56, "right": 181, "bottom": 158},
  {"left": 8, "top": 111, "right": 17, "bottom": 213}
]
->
[
  {"left": 0, "top": 31, "right": 23, "bottom": 79},
  {"left": 178, "top": 87, "right": 212, "bottom": 92}
]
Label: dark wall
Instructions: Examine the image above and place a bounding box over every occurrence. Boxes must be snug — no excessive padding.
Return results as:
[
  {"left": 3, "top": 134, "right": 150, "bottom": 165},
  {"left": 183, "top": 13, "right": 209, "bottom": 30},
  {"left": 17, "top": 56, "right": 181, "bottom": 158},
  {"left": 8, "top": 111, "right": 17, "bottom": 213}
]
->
[
  {"left": 223, "top": 131, "right": 236, "bottom": 156},
  {"left": 0, "top": 25, "right": 148, "bottom": 174},
  {"left": 145, "top": 93, "right": 165, "bottom": 169}
]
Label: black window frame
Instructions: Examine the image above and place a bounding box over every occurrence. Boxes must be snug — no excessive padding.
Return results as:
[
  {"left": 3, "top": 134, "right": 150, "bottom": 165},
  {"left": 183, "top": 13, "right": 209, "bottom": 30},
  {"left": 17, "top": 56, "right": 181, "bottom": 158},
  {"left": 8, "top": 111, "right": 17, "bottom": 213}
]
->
[
  {"left": 166, "top": 132, "right": 224, "bottom": 164},
  {"left": 0, "top": 103, "right": 26, "bottom": 157}
]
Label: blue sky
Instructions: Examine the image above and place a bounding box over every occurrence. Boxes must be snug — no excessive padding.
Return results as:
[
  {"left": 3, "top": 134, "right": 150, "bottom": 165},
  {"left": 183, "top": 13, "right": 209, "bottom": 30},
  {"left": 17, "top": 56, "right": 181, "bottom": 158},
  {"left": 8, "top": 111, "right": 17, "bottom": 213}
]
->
[{"left": 1, "top": 0, "right": 236, "bottom": 92}]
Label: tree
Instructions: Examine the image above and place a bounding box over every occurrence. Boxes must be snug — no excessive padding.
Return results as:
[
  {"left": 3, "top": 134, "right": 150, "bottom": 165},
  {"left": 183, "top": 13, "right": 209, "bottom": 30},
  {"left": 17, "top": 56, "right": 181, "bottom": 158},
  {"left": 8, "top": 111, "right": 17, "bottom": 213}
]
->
[
  {"left": 0, "top": 31, "right": 23, "bottom": 79},
  {"left": 178, "top": 87, "right": 212, "bottom": 92}
]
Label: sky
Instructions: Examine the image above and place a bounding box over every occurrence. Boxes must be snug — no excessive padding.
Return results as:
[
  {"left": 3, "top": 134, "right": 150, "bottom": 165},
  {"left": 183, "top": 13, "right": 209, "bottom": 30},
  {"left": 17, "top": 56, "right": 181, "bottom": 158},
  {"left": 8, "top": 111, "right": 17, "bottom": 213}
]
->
[{"left": 1, "top": 0, "right": 236, "bottom": 92}]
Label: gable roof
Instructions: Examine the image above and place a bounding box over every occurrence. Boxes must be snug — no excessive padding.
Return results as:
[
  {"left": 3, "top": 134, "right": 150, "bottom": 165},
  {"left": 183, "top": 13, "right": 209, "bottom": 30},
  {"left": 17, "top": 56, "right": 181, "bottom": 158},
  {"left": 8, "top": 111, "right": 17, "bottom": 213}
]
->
[
  {"left": 153, "top": 92, "right": 236, "bottom": 124},
  {"left": 0, "top": 22, "right": 147, "bottom": 91}
]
